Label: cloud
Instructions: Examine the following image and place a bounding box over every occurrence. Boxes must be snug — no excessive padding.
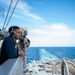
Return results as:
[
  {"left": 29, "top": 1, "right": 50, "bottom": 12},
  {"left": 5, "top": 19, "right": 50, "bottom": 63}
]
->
[
  {"left": 0, "top": 0, "right": 44, "bottom": 21},
  {"left": 28, "top": 23, "right": 75, "bottom": 47},
  {"left": 16, "top": 0, "right": 44, "bottom": 21}
]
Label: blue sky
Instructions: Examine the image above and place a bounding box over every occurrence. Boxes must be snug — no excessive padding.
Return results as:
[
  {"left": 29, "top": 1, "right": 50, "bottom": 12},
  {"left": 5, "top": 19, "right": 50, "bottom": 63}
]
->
[{"left": 0, "top": 0, "right": 75, "bottom": 47}]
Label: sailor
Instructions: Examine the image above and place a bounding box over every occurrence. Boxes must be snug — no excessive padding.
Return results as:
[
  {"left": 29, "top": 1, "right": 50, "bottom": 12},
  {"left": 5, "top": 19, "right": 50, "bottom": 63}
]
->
[{"left": 0, "top": 26, "right": 25, "bottom": 65}]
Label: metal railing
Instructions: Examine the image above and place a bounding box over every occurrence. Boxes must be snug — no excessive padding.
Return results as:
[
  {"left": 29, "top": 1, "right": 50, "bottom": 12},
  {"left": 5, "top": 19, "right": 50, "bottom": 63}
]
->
[
  {"left": 52, "top": 59, "right": 70, "bottom": 75},
  {"left": 0, "top": 57, "right": 23, "bottom": 75},
  {"left": 52, "top": 58, "right": 75, "bottom": 75}
]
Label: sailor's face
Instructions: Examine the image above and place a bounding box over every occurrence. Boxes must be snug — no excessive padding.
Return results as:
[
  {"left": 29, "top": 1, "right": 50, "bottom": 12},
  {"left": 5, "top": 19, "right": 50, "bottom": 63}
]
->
[{"left": 14, "top": 29, "right": 21, "bottom": 39}]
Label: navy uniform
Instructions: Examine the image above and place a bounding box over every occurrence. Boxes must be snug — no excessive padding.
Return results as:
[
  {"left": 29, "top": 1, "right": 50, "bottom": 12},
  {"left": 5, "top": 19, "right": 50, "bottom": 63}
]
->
[{"left": 0, "top": 35, "right": 19, "bottom": 65}]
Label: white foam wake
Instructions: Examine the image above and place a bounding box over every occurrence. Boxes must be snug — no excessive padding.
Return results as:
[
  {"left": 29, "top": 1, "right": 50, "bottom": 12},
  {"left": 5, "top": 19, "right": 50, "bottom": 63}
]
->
[{"left": 39, "top": 48, "right": 59, "bottom": 60}]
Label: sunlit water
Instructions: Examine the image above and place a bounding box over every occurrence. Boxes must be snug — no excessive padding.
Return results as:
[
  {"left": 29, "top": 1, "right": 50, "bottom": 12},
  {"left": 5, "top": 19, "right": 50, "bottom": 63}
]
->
[{"left": 26, "top": 47, "right": 75, "bottom": 63}]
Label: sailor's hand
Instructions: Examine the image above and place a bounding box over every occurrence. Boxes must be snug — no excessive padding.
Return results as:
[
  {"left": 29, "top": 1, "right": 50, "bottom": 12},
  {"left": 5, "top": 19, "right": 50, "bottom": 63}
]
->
[
  {"left": 20, "top": 53, "right": 25, "bottom": 60},
  {"left": 18, "top": 50, "right": 25, "bottom": 60}
]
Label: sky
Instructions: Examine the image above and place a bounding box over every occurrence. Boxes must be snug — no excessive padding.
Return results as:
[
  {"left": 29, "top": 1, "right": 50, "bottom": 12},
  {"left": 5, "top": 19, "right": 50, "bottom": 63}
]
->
[{"left": 0, "top": 0, "right": 75, "bottom": 47}]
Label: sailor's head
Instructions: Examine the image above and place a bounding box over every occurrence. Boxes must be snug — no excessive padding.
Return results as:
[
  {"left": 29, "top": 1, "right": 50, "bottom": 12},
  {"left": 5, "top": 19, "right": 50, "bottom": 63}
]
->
[{"left": 8, "top": 26, "right": 21, "bottom": 39}]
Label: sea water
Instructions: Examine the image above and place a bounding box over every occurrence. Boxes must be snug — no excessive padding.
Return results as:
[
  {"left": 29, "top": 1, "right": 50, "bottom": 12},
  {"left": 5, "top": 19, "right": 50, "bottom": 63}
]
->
[{"left": 26, "top": 47, "right": 75, "bottom": 63}]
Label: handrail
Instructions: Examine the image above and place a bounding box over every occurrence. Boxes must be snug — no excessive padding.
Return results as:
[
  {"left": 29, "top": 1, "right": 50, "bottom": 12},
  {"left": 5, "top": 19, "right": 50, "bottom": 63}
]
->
[
  {"left": 52, "top": 61, "right": 61, "bottom": 75},
  {"left": 61, "top": 59, "right": 69, "bottom": 75},
  {"left": 0, "top": 57, "right": 23, "bottom": 75},
  {"left": 67, "top": 60, "right": 75, "bottom": 68},
  {"left": 52, "top": 59, "right": 69, "bottom": 75}
]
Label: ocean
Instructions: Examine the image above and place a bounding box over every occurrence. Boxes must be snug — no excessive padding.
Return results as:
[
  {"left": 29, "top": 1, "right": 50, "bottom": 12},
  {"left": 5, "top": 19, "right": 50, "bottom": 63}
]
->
[{"left": 26, "top": 47, "right": 75, "bottom": 63}]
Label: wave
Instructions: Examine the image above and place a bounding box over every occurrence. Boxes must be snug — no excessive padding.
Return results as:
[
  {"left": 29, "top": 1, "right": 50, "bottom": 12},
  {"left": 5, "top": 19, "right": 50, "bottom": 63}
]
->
[{"left": 39, "top": 48, "right": 59, "bottom": 60}]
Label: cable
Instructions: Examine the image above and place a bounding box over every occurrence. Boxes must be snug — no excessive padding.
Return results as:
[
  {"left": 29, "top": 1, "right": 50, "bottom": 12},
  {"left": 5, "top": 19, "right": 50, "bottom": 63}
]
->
[
  {"left": 2, "top": 0, "right": 13, "bottom": 30},
  {"left": 4, "top": 0, "right": 19, "bottom": 30}
]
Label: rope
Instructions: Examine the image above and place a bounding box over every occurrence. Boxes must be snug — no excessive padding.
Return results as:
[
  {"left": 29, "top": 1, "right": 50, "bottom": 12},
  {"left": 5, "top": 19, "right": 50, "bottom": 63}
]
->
[
  {"left": 2, "top": 0, "right": 13, "bottom": 30},
  {"left": 4, "top": 0, "right": 19, "bottom": 30}
]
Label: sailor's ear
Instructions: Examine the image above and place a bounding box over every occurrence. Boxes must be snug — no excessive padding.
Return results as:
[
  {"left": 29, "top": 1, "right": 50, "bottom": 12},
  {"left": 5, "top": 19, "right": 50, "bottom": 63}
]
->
[{"left": 10, "top": 28, "right": 16, "bottom": 36}]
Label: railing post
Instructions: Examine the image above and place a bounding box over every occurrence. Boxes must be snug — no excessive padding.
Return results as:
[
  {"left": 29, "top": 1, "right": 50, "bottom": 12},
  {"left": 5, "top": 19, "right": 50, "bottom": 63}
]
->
[
  {"left": 61, "top": 60, "right": 65, "bottom": 75},
  {"left": 61, "top": 59, "right": 69, "bottom": 75}
]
